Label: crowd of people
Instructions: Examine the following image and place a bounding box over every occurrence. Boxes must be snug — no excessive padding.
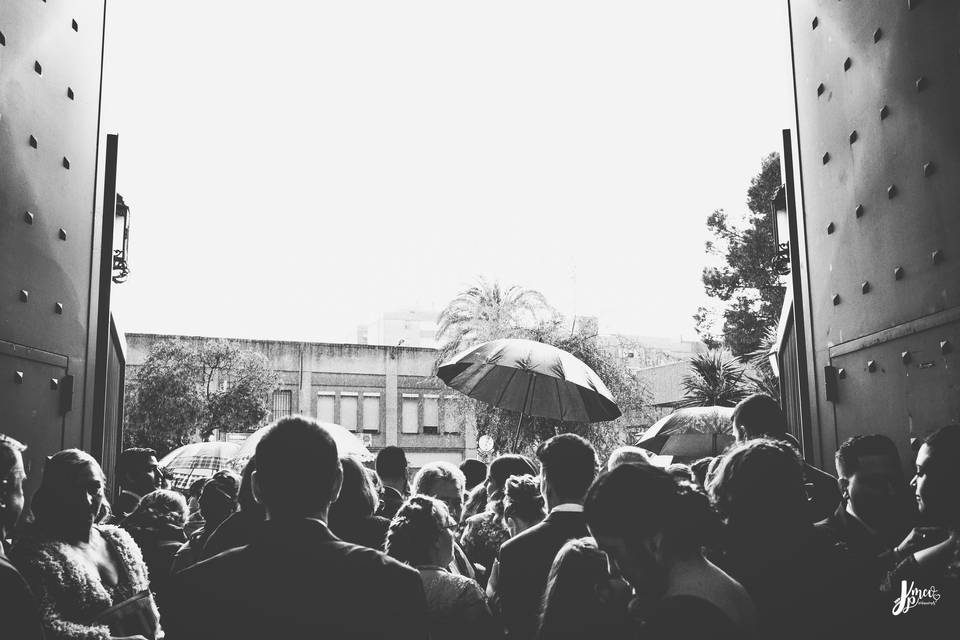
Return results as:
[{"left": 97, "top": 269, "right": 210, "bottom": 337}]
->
[{"left": 1, "top": 393, "right": 959, "bottom": 639}]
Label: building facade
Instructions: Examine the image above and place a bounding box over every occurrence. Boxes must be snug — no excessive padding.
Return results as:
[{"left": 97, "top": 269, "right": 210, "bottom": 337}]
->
[
  {"left": 357, "top": 310, "right": 441, "bottom": 349},
  {"left": 125, "top": 333, "right": 476, "bottom": 469}
]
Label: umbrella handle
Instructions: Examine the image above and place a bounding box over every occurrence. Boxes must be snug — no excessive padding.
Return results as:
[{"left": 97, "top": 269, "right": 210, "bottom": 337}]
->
[{"left": 512, "top": 412, "right": 524, "bottom": 453}]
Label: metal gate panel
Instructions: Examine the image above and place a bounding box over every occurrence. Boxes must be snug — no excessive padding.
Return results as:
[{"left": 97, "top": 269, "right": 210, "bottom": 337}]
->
[
  {"left": 0, "top": 3, "right": 109, "bottom": 457},
  {"left": 789, "top": 0, "right": 960, "bottom": 466}
]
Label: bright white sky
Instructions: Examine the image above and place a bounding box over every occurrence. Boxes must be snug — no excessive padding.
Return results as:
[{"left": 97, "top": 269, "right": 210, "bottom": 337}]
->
[{"left": 104, "top": 1, "right": 794, "bottom": 344}]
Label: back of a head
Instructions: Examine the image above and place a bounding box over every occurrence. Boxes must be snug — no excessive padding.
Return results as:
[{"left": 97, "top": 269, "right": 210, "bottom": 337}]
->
[
  {"left": 835, "top": 434, "right": 900, "bottom": 478},
  {"left": 708, "top": 438, "right": 807, "bottom": 532},
  {"left": 460, "top": 458, "right": 487, "bottom": 490},
  {"left": 537, "top": 434, "right": 598, "bottom": 504},
  {"left": 731, "top": 394, "right": 787, "bottom": 441},
  {"left": 385, "top": 495, "right": 448, "bottom": 566},
  {"left": 503, "top": 474, "right": 546, "bottom": 524},
  {"left": 585, "top": 462, "right": 715, "bottom": 556},
  {"left": 376, "top": 446, "right": 407, "bottom": 481},
  {"left": 126, "top": 489, "right": 188, "bottom": 530},
  {"left": 412, "top": 461, "right": 465, "bottom": 496},
  {"left": 117, "top": 447, "right": 156, "bottom": 485},
  {"left": 255, "top": 416, "right": 341, "bottom": 519},
  {"left": 487, "top": 454, "right": 538, "bottom": 498},
  {"left": 330, "top": 455, "right": 378, "bottom": 521},
  {"left": 606, "top": 446, "right": 652, "bottom": 472},
  {"left": 540, "top": 537, "right": 617, "bottom": 636}
]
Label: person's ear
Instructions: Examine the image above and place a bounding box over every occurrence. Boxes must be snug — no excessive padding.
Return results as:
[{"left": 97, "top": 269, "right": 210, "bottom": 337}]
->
[
  {"left": 330, "top": 463, "right": 344, "bottom": 506},
  {"left": 251, "top": 470, "right": 264, "bottom": 505},
  {"left": 838, "top": 476, "right": 850, "bottom": 501}
]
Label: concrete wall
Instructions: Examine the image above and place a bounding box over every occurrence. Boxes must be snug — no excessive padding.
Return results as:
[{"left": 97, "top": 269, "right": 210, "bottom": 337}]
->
[{"left": 125, "top": 333, "right": 477, "bottom": 467}]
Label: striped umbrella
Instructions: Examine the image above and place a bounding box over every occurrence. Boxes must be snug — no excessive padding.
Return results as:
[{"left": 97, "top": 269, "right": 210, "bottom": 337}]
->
[{"left": 158, "top": 441, "right": 241, "bottom": 491}]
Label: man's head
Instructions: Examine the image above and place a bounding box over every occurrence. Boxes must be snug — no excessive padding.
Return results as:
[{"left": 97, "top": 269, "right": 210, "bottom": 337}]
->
[
  {"left": 252, "top": 416, "right": 343, "bottom": 520},
  {"left": 731, "top": 394, "right": 787, "bottom": 442},
  {"left": 0, "top": 434, "right": 27, "bottom": 537},
  {"left": 536, "top": 433, "right": 598, "bottom": 509},
  {"left": 117, "top": 447, "right": 162, "bottom": 496},
  {"left": 836, "top": 434, "right": 907, "bottom": 530},
  {"left": 199, "top": 469, "right": 241, "bottom": 528},
  {"left": 376, "top": 446, "right": 408, "bottom": 490},
  {"left": 412, "top": 461, "right": 466, "bottom": 522},
  {"left": 459, "top": 459, "right": 487, "bottom": 491}
]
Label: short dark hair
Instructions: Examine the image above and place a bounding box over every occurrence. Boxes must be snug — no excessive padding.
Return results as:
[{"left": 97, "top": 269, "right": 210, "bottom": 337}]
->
[
  {"left": 255, "top": 417, "right": 341, "bottom": 518},
  {"left": 584, "top": 463, "right": 716, "bottom": 556},
  {"left": 731, "top": 394, "right": 787, "bottom": 440},
  {"left": 835, "top": 434, "right": 900, "bottom": 478},
  {"left": 537, "top": 434, "right": 597, "bottom": 504},
  {"left": 460, "top": 459, "right": 487, "bottom": 490},
  {"left": 330, "top": 456, "right": 380, "bottom": 522},
  {"left": 376, "top": 446, "right": 407, "bottom": 480},
  {"left": 486, "top": 455, "right": 538, "bottom": 499},
  {"left": 922, "top": 425, "right": 960, "bottom": 478},
  {"left": 117, "top": 448, "right": 157, "bottom": 484}
]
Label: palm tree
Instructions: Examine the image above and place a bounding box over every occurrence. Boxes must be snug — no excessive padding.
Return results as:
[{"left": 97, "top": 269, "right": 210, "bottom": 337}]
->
[
  {"left": 740, "top": 326, "right": 780, "bottom": 398},
  {"left": 436, "top": 278, "right": 553, "bottom": 362},
  {"left": 679, "top": 351, "right": 749, "bottom": 408}
]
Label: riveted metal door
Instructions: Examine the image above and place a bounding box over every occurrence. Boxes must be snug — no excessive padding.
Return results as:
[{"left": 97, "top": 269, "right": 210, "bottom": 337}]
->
[
  {"left": 0, "top": 3, "right": 110, "bottom": 463},
  {"left": 788, "top": 0, "right": 960, "bottom": 471}
]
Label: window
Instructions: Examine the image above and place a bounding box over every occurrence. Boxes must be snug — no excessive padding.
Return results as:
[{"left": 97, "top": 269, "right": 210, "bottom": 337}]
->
[
  {"left": 340, "top": 393, "right": 358, "bottom": 431},
  {"left": 401, "top": 394, "right": 419, "bottom": 434},
  {"left": 423, "top": 395, "right": 439, "bottom": 434},
  {"left": 272, "top": 390, "right": 292, "bottom": 420},
  {"left": 442, "top": 397, "right": 460, "bottom": 434},
  {"left": 362, "top": 393, "right": 380, "bottom": 432},
  {"left": 317, "top": 392, "right": 335, "bottom": 423}
]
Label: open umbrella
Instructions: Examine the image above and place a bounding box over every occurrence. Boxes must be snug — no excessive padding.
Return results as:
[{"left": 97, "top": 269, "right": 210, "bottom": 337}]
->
[
  {"left": 227, "top": 420, "right": 374, "bottom": 473},
  {"left": 158, "top": 441, "right": 241, "bottom": 492},
  {"left": 635, "top": 406, "right": 735, "bottom": 462},
  {"left": 438, "top": 338, "right": 621, "bottom": 451}
]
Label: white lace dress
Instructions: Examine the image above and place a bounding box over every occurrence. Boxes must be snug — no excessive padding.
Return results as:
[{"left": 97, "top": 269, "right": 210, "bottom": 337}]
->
[{"left": 416, "top": 565, "right": 499, "bottom": 640}]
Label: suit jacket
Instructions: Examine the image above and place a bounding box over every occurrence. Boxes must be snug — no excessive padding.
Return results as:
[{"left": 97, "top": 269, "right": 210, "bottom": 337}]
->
[
  {"left": 377, "top": 486, "right": 406, "bottom": 520},
  {"left": 164, "top": 518, "right": 429, "bottom": 640},
  {"left": 0, "top": 546, "right": 45, "bottom": 640},
  {"left": 494, "top": 510, "right": 590, "bottom": 640}
]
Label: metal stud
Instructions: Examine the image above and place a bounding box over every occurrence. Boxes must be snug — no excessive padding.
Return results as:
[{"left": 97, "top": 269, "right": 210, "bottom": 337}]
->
[
  {"left": 942, "top": 340, "right": 953, "bottom": 355},
  {"left": 67, "top": 87, "right": 74, "bottom": 100},
  {"left": 922, "top": 162, "right": 935, "bottom": 177},
  {"left": 72, "top": 19, "right": 78, "bottom": 32},
  {"left": 25, "top": 211, "right": 35, "bottom": 225},
  {"left": 837, "top": 368, "right": 847, "bottom": 379},
  {"left": 50, "top": 378, "right": 59, "bottom": 390},
  {"left": 15, "top": 371, "right": 24, "bottom": 384},
  {"left": 55, "top": 302, "right": 64, "bottom": 314},
  {"left": 873, "top": 28, "right": 883, "bottom": 43},
  {"left": 58, "top": 228, "right": 67, "bottom": 240},
  {"left": 34, "top": 61, "right": 42, "bottom": 75},
  {"left": 861, "top": 281, "right": 871, "bottom": 294},
  {"left": 880, "top": 105, "right": 890, "bottom": 120},
  {"left": 812, "top": 17, "right": 819, "bottom": 30},
  {"left": 908, "top": 0, "right": 919, "bottom": 9},
  {"left": 827, "top": 222, "right": 835, "bottom": 234},
  {"left": 888, "top": 185, "right": 898, "bottom": 199},
  {"left": 849, "top": 130, "right": 858, "bottom": 144},
  {"left": 901, "top": 351, "right": 912, "bottom": 365},
  {"left": 916, "top": 76, "right": 928, "bottom": 92},
  {"left": 817, "top": 83, "right": 825, "bottom": 97},
  {"left": 843, "top": 57, "right": 852, "bottom": 71},
  {"left": 855, "top": 204, "right": 864, "bottom": 218},
  {"left": 0, "top": 31, "right": 5, "bottom": 46},
  {"left": 932, "top": 249, "right": 944, "bottom": 265},
  {"left": 832, "top": 294, "right": 841, "bottom": 306},
  {"left": 867, "top": 360, "right": 877, "bottom": 372},
  {"left": 62, "top": 157, "right": 70, "bottom": 169},
  {"left": 19, "top": 290, "right": 29, "bottom": 302},
  {"left": 822, "top": 152, "right": 830, "bottom": 164},
  {"left": 894, "top": 266, "right": 904, "bottom": 280},
  {"left": 29, "top": 135, "right": 38, "bottom": 148}
]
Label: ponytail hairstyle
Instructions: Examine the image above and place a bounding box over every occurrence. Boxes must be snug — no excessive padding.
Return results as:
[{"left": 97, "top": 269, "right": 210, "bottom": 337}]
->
[
  {"left": 385, "top": 495, "right": 450, "bottom": 566},
  {"left": 124, "top": 489, "right": 188, "bottom": 531},
  {"left": 485, "top": 455, "right": 537, "bottom": 517}
]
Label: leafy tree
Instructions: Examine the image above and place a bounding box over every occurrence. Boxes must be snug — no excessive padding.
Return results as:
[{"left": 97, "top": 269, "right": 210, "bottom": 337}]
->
[
  {"left": 678, "top": 351, "right": 749, "bottom": 408},
  {"left": 437, "top": 278, "right": 554, "bottom": 362},
  {"left": 437, "top": 281, "right": 648, "bottom": 462},
  {"left": 695, "top": 153, "right": 789, "bottom": 356},
  {"left": 124, "top": 339, "right": 278, "bottom": 455}
]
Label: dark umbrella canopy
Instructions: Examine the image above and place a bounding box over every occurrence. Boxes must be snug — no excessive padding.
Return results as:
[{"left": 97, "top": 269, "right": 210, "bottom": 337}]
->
[
  {"left": 635, "top": 406, "right": 735, "bottom": 461},
  {"left": 437, "top": 338, "right": 621, "bottom": 423}
]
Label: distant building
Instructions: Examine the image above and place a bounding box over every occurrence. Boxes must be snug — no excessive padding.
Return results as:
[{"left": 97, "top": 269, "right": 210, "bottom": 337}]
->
[
  {"left": 358, "top": 310, "right": 441, "bottom": 348},
  {"left": 600, "top": 334, "right": 708, "bottom": 371},
  {"left": 125, "top": 333, "right": 475, "bottom": 469},
  {"left": 635, "top": 360, "right": 692, "bottom": 409}
]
